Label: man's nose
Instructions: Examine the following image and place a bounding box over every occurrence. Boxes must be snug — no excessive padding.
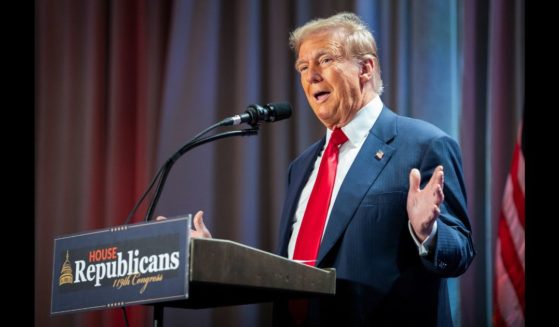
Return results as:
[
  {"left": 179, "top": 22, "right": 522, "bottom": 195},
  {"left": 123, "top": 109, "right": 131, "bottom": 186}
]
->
[{"left": 305, "top": 65, "right": 322, "bottom": 84}]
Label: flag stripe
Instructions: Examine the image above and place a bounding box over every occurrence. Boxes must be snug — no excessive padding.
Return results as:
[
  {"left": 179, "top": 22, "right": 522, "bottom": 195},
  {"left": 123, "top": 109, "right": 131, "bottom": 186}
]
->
[
  {"left": 510, "top": 144, "right": 525, "bottom": 228},
  {"left": 516, "top": 143, "right": 525, "bottom": 195},
  {"left": 501, "top": 175, "right": 525, "bottom": 269},
  {"left": 493, "top": 303, "right": 506, "bottom": 327},
  {"left": 498, "top": 215, "right": 525, "bottom": 313},
  {"left": 494, "top": 242, "right": 525, "bottom": 326},
  {"left": 493, "top": 302, "right": 506, "bottom": 327}
]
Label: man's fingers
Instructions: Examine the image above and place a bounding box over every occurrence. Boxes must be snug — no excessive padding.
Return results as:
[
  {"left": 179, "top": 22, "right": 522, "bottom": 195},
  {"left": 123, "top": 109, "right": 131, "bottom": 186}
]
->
[
  {"left": 156, "top": 212, "right": 211, "bottom": 238},
  {"left": 409, "top": 168, "right": 421, "bottom": 192},
  {"left": 193, "top": 210, "right": 205, "bottom": 230},
  {"left": 433, "top": 204, "right": 441, "bottom": 217},
  {"left": 434, "top": 165, "right": 444, "bottom": 186},
  {"left": 437, "top": 185, "right": 444, "bottom": 204},
  {"left": 192, "top": 210, "right": 211, "bottom": 238},
  {"left": 427, "top": 165, "right": 444, "bottom": 193}
]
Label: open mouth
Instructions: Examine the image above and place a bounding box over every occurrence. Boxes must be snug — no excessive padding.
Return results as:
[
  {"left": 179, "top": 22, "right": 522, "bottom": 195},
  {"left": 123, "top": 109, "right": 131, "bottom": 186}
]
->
[{"left": 314, "top": 91, "right": 330, "bottom": 103}]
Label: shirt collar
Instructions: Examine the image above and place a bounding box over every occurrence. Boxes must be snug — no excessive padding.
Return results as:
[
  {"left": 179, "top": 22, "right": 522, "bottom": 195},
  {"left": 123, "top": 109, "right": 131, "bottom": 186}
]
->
[{"left": 325, "top": 95, "right": 383, "bottom": 147}]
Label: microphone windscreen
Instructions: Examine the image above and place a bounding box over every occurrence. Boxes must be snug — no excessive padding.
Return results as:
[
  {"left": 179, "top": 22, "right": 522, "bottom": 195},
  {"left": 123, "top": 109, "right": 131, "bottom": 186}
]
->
[{"left": 266, "top": 102, "right": 292, "bottom": 122}]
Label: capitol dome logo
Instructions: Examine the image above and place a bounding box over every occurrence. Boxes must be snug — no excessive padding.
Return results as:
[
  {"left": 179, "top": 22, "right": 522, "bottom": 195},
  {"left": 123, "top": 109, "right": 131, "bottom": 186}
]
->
[{"left": 59, "top": 250, "right": 73, "bottom": 286}]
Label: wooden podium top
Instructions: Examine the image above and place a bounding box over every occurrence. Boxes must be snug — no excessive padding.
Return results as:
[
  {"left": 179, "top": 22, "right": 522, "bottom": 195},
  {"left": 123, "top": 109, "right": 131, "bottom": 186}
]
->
[{"left": 170, "top": 238, "right": 336, "bottom": 308}]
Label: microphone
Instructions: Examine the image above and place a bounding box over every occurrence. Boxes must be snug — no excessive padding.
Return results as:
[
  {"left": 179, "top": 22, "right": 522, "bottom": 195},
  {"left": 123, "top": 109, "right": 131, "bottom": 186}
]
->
[{"left": 221, "top": 102, "right": 292, "bottom": 126}]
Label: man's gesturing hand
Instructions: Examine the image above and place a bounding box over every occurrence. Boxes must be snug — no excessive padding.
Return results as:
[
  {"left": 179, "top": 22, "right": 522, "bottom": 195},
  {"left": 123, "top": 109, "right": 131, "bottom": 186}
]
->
[
  {"left": 156, "top": 210, "right": 212, "bottom": 238},
  {"left": 190, "top": 210, "right": 212, "bottom": 238},
  {"left": 407, "top": 165, "right": 444, "bottom": 242}
]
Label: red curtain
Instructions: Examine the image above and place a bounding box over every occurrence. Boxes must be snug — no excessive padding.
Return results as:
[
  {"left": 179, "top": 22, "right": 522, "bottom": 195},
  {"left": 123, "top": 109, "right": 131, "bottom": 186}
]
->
[{"left": 36, "top": 1, "right": 171, "bottom": 326}]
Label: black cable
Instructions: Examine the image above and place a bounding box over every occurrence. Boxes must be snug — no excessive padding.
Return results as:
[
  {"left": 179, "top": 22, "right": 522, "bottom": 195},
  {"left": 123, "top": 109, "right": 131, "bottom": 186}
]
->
[
  {"left": 121, "top": 307, "right": 129, "bottom": 327},
  {"left": 123, "top": 163, "right": 166, "bottom": 225}
]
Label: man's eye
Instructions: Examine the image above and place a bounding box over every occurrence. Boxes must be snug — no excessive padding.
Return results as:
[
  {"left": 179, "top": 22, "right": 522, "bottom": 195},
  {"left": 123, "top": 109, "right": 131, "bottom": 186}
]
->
[
  {"left": 320, "top": 57, "right": 332, "bottom": 65},
  {"left": 298, "top": 66, "right": 308, "bottom": 73}
]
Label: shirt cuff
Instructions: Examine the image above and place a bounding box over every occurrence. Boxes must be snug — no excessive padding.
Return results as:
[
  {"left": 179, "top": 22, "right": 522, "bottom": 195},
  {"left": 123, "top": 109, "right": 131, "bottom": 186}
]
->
[{"left": 408, "top": 220, "right": 438, "bottom": 257}]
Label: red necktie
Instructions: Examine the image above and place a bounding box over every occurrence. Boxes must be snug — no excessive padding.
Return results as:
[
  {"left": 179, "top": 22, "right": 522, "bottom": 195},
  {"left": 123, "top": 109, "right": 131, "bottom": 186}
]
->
[
  {"left": 293, "top": 127, "right": 348, "bottom": 266},
  {"left": 290, "top": 128, "right": 347, "bottom": 325}
]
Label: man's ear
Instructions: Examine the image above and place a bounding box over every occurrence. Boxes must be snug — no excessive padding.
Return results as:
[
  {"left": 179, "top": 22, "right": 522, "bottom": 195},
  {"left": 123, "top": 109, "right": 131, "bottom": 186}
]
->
[{"left": 359, "top": 57, "right": 374, "bottom": 84}]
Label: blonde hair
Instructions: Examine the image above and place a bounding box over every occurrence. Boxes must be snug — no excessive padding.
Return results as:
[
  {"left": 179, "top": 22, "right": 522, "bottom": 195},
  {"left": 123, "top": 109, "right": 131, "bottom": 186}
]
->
[{"left": 290, "top": 12, "right": 384, "bottom": 95}]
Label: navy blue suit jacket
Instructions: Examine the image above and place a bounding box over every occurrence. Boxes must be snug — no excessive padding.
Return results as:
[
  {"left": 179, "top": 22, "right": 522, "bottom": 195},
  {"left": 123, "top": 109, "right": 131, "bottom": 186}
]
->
[{"left": 274, "top": 107, "right": 475, "bottom": 326}]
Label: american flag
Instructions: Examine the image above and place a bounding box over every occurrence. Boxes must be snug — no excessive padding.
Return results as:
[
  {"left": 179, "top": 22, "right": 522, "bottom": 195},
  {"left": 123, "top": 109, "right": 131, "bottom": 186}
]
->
[{"left": 493, "top": 119, "right": 525, "bottom": 326}]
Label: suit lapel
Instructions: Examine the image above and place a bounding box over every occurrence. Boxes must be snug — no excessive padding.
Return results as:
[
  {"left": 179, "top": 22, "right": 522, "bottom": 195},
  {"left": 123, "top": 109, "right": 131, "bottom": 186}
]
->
[{"left": 316, "top": 107, "right": 398, "bottom": 266}]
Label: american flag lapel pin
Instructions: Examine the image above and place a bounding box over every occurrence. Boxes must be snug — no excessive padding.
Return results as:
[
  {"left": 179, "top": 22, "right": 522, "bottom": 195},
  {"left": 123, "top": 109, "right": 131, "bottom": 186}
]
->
[{"left": 375, "top": 150, "right": 384, "bottom": 160}]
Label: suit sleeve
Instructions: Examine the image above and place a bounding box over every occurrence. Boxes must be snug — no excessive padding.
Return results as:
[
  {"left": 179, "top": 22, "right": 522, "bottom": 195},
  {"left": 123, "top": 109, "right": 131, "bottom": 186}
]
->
[{"left": 417, "top": 135, "right": 476, "bottom": 277}]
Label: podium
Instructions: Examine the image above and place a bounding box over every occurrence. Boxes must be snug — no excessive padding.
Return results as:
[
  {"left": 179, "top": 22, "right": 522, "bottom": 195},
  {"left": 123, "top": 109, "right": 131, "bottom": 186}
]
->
[{"left": 51, "top": 216, "right": 336, "bottom": 324}]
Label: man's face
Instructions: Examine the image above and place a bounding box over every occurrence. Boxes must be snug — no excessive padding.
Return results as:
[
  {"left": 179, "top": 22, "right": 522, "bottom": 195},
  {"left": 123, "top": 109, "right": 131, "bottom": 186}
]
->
[{"left": 295, "top": 32, "right": 367, "bottom": 129}]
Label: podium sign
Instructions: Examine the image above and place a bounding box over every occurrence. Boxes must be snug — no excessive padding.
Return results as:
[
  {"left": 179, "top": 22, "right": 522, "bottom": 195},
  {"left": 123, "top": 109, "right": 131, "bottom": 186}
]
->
[
  {"left": 51, "top": 216, "right": 191, "bottom": 315},
  {"left": 51, "top": 215, "right": 336, "bottom": 317}
]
